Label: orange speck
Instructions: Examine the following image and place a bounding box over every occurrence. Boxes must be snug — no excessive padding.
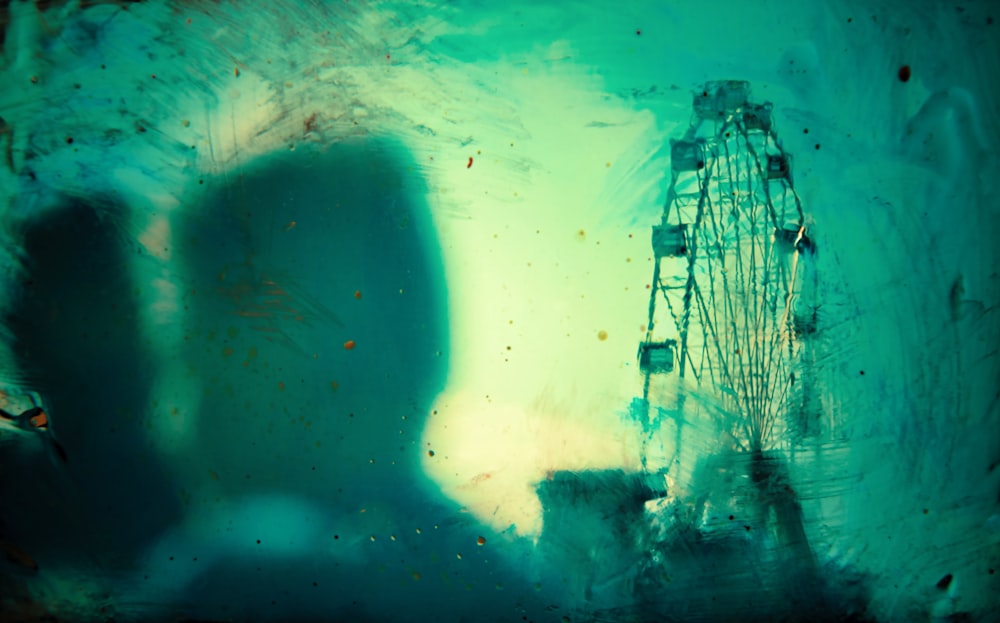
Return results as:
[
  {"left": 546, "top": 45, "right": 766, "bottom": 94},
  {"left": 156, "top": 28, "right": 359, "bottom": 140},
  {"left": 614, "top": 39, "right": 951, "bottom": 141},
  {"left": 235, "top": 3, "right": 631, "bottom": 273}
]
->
[
  {"left": 209, "top": 470, "right": 220, "bottom": 481},
  {"left": 476, "top": 536, "right": 486, "bottom": 546},
  {"left": 29, "top": 411, "right": 48, "bottom": 428},
  {"left": 344, "top": 340, "right": 356, "bottom": 350},
  {"left": 412, "top": 571, "right": 421, "bottom": 581},
  {"left": 467, "top": 157, "right": 474, "bottom": 168},
  {"left": 234, "top": 67, "right": 240, "bottom": 77},
  {"left": 597, "top": 330, "right": 608, "bottom": 341},
  {"left": 354, "top": 290, "right": 362, "bottom": 299},
  {"left": 285, "top": 221, "right": 296, "bottom": 231},
  {"left": 278, "top": 381, "right": 285, "bottom": 391},
  {"left": 330, "top": 381, "right": 339, "bottom": 390}
]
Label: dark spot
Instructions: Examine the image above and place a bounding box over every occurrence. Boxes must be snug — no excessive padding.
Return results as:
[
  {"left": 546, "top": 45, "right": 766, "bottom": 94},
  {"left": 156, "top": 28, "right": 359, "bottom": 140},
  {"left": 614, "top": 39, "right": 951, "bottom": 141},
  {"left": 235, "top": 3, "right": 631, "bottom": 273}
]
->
[
  {"left": 695, "top": 160, "right": 704, "bottom": 169},
  {"left": 936, "top": 573, "right": 953, "bottom": 590},
  {"left": 803, "top": 128, "right": 809, "bottom": 134},
  {"left": 428, "top": 450, "right": 435, "bottom": 457},
  {"left": 635, "top": 29, "right": 641, "bottom": 36},
  {"left": 728, "top": 515, "right": 734, "bottom": 520},
  {"left": 987, "top": 16, "right": 993, "bottom": 25},
  {"left": 256, "top": 539, "right": 261, "bottom": 544},
  {"left": 304, "top": 112, "right": 317, "bottom": 133},
  {"left": 847, "top": 17, "right": 853, "bottom": 22},
  {"left": 923, "top": 508, "right": 929, "bottom": 514},
  {"left": 814, "top": 144, "right": 820, "bottom": 150},
  {"left": 898, "top": 65, "right": 911, "bottom": 82},
  {"left": 100, "top": 64, "right": 106, "bottom": 69},
  {"left": 334, "top": 535, "right": 339, "bottom": 540},
  {"left": 860, "top": 370, "right": 865, "bottom": 375},
  {"left": 65, "top": 137, "right": 74, "bottom": 144},
  {"left": 312, "top": 581, "right": 318, "bottom": 587},
  {"left": 988, "top": 568, "right": 994, "bottom": 575},
  {"left": 744, "top": 525, "right": 751, "bottom": 531}
]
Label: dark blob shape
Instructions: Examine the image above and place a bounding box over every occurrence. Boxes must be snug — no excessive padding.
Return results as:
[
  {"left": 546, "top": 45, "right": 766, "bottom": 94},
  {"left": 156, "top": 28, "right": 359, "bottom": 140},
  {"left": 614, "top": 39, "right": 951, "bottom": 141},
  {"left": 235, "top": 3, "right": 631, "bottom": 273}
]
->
[
  {"left": 936, "top": 573, "right": 953, "bottom": 590},
  {"left": 0, "top": 3, "right": 8, "bottom": 50},
  {"left": 898, "top": 65, "right": 912, "bottom": 82},
  {"left": 173, "top": 140, "right": 449, "bottom": 499},
  {"left": 2, "top": 198, "right": 179, "bottom": 564},
  {"left": 168, "top": 142, "right": 562, "bottom": 623}
]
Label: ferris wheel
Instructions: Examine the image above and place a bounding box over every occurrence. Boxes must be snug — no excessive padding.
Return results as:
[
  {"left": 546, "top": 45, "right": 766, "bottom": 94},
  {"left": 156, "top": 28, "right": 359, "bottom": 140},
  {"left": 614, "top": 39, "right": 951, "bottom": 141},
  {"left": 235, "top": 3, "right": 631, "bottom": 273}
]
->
[{"left": 634, "top": 80, "right": 818, "bottom": 468}]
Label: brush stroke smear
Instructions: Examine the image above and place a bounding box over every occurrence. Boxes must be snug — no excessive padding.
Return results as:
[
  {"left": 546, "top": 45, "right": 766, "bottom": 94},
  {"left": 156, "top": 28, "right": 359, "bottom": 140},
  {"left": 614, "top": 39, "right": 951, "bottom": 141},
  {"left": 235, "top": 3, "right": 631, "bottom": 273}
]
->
[{"left": 0, "top": 0, "right": 998, "bottom": 621}]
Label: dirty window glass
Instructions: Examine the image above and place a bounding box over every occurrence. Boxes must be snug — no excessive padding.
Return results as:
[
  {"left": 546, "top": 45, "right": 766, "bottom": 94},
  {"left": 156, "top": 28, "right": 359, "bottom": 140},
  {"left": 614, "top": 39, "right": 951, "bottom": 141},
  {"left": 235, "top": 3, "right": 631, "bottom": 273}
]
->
[{"left": 1, "top": 2, "right": 998, "bottom": 622}]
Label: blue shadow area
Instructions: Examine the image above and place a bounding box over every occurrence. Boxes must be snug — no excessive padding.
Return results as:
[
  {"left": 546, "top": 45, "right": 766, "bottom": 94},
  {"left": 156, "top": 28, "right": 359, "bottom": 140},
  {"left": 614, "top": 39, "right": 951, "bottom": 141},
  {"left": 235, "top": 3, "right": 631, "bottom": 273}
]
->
[
  {"left": 1, "top": 197, "right": 181, "bottom": 563},
  {"left": 161, "top": 141, "right": 552, "bottom": 622},
  {"left": 0, "top": 140, "right": 564, "bottom": 622},
  {"left": 174, "top": 141, "right": 450, "bottom": 494}
]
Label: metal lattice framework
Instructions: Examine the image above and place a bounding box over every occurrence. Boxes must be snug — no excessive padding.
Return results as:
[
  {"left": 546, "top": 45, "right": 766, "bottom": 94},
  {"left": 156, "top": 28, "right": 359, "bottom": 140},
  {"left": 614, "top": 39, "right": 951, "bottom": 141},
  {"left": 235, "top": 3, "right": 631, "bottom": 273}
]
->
[{"left": 636, "top": 81, "right": 815, "bottom": 456}]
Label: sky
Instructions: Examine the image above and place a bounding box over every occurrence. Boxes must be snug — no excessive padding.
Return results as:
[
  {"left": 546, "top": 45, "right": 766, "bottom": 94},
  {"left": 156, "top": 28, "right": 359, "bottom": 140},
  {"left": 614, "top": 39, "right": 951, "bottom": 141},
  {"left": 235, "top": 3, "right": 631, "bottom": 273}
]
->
[{"left": 0, "top": 1, "right": 998, "bottom": 622}]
